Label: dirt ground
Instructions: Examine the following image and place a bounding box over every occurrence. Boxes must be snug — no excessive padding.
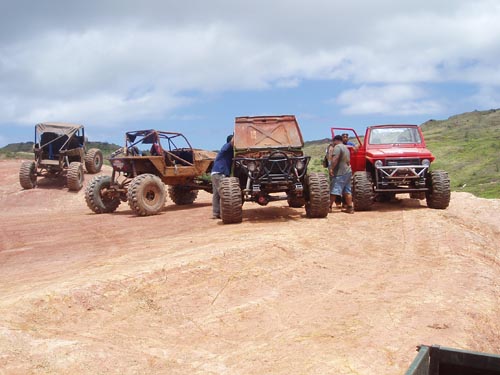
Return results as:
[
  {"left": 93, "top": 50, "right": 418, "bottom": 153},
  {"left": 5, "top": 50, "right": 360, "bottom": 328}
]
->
[{"left": 0, "top": 159, "right": 499, "bottom": 375}]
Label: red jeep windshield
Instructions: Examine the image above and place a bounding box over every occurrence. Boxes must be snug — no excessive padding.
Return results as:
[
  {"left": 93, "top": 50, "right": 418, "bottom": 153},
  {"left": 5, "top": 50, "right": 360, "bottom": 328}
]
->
[{"left": 368, "top": 127, "right": 422, "bottom": 145}]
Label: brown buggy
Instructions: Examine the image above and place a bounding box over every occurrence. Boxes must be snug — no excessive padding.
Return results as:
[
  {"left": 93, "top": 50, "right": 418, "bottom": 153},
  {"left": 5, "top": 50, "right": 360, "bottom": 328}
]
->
[{"left": 85, "top": 129, "right": 216, "bottom": 216}]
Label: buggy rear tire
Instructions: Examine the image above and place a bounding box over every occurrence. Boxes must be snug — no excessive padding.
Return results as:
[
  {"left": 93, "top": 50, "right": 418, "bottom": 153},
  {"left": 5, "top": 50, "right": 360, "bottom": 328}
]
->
[
  {"left": 168, "top": 185, "right": 198, "bottom": 205},
  {"left": 305, "top": 172, "right": 329, "bottom": 218},
  {"left": 426, "top": 170, "right": 450, "bottom": 209},
  {"left": 67, "top": 162, "right": 84, "bottom": 191},
  {"left": 127, "top": 174, "right": 166, "bottom": 216},
  {"left": 85, "top": 148, "right": 103, "bottom": 174},
  {"left": 85, "top": 175, "right": 121, "bottom": 214},
  {"left": 220, "top": 177, "right": 242, "bottom": 224},
  {"left": 19, "top": 161, "right": 37, "bottom": 189},
  {"left": 352, "top": 171, "right": 374, "bottom": 211}
]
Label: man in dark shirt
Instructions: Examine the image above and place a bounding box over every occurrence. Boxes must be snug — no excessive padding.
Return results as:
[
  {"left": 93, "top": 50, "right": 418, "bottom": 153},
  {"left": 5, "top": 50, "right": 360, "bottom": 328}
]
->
[{"left": 211, "top": 134, "right": 234, "bottom": 219}]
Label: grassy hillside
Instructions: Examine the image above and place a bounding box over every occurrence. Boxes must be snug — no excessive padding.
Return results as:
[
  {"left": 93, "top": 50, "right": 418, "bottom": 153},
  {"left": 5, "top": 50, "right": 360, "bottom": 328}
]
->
[
  {"left": 421, "top": 109, "right": 500, "bottom": 198},
  {"left": 304, "top": 109, "right": 500, "bottom": 198}
]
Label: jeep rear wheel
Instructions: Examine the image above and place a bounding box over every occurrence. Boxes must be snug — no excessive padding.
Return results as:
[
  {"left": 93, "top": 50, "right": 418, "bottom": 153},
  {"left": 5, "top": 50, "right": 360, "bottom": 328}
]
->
[
  {"left": 85, "top": 175, "right": 121, "bottom": 213},
  {"left": 426, "top": 170, "right": 450, "bottom": 209},
  {"left": 305, "top": 172, "right": 329, "bottom": 218},
  {"left": 352, "top": 171, "right": 374, "bottom": 211},
  {"left": 19, "top": 161, "right": 37, "bottom": 189},
  {"left": 127, "top": 174, "right": 166, "bottom": 216},
  {"left": 168, "top": 185, "right": 198, "bottom": 205},
  {"left": 67, "top": 162, "right": 84, "bottom": 191},
  {"left": 287, "top": 193, "right": 305, "bottom": 208},
  {"left": 85, "top": 148, "right": 103, "bottom": 174},
  {"left": 220, "top": 177, "right": 242, "bottom": 224}
]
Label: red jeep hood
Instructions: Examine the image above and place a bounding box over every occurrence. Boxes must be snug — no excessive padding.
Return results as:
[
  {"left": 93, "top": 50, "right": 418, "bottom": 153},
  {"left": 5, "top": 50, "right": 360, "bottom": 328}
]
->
[{"left": 366, "top": 146, "right": 434, "bottom": 159}]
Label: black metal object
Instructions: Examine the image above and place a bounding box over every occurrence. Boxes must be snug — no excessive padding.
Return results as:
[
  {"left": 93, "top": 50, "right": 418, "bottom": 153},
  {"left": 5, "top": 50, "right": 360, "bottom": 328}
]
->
[{"left": 405, "top": 345, "right": 500, "bottom": 375}]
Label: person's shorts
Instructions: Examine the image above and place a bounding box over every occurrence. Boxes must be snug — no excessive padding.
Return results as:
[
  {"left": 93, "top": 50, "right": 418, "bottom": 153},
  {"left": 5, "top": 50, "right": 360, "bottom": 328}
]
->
[{"left": 330, "top": 172, "right": 352, "bottom": 195}]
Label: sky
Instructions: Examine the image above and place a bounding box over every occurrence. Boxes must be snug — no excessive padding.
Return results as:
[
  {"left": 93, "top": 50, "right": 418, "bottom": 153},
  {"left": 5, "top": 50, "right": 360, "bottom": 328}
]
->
[{"left": 1, "top": 0, "right": 500, "bottom": 150}]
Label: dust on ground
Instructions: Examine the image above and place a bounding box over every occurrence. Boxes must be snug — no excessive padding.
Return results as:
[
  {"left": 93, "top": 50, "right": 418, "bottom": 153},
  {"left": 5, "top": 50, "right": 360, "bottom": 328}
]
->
[{"left": 0, "top": 159, "right": 499, "bottom": 374}]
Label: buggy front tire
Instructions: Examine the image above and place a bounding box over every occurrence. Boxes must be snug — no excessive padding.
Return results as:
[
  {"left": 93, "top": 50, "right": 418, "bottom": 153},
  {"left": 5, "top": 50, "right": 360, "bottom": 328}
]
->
[
  {"left": 220, "top": 177, "right": 243, "bottom": 224},
  {"left": 19, "top": 161, "right": 37, "bottom": 189},
  {"left": 67, "top": 162, "right": 84, "bottom": 191},
  {"left": 305, "top": 172, "right": 330, "bottom": 218},
  {"left": 85, "top": 175, "right": 121, "bottom": 213},
  {"left": 85, "top": 148, "right": 103, "bottom": 174},
  {"left": 127, "top": 174, "right": 166, "bottom": 216}
]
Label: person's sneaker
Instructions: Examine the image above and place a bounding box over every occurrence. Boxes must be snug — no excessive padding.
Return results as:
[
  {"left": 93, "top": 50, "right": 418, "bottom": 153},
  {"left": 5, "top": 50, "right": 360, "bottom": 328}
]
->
[
  {"left": 212, "top": 214, "right": 221, "bottom": 219},
  {"left": 344, "top": 206, "right": 354, "bottom": 214}
]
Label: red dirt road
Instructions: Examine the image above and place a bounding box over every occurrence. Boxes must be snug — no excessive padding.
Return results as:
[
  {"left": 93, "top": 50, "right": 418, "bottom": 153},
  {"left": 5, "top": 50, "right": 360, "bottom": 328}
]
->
[{"left": 0, "top": 159, "right": 499, "bottom": 374}]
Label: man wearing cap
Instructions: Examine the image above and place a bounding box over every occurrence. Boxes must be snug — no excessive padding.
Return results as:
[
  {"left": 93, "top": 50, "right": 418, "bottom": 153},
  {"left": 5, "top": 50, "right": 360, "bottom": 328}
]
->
[{"left": 329, "top": 134, "right": 354, "bottom": 213}]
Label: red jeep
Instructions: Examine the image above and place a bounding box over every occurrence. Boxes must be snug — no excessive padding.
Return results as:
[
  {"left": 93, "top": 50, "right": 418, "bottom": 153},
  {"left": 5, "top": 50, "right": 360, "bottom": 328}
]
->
[{"left": 331, "top": 125, "right": 451, "bottom": 210}]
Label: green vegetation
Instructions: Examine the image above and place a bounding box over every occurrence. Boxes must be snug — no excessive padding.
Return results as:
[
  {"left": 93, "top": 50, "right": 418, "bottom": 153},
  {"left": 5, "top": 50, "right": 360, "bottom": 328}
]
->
[
  {"left": 422, "top": 109, "right": 500, "bottom": 198},
  {"left": 303, "top": 109, "right": 500, "bottom": 199}
]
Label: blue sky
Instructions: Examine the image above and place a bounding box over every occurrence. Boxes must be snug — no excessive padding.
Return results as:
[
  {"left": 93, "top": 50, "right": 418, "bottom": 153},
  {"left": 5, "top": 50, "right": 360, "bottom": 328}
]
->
[{"left": 1, "top": 0, "right": 499, "bottom": 150}]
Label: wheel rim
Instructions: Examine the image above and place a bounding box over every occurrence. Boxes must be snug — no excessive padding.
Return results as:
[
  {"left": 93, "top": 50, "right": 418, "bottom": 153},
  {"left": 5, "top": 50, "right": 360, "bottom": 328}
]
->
[{"left": 144, "top": 184, "right": 161, "bottom": 206}]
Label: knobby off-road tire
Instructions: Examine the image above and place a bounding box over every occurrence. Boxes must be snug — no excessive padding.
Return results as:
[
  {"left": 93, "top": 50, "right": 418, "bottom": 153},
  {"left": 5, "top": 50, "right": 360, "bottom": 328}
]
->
[
  {"left": 352, "top": 171, "right": 374, "bottom": 211},
  {"left": 305, "top": 172, "right": 330, "bottom": 218},
  {"left": 67, "top": 162, "right": 84, "bottom": 191},
  {"left": 85, "top": 175, "right": 121, "bottom": 214},
  {"left": 426, "top": 170, "right": 451, "bottom": 209},
  {"left": 85, "top": 148, "right": 103, "bottom": 174},
  {"left": 220, "top": 177, "right": 242, "bottom": 224},
  {"left": 127, "top": 174, "right": 166, "bottom": 216},
  {"left": 287, "top": 193, "right": 305, "bottom": 208},
  {"left": 19, "top": 161, "right": 37, "bottom": 189},
  {"left": 168, "top": 185, "right": 198, "bottom": 205}
]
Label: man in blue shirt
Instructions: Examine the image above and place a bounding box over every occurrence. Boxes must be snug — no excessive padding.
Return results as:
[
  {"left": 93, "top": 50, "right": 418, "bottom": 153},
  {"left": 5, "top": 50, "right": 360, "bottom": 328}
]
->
[
  {"left": 342, "top": 133, "right": 356, "bottom": 147},
  {"left": 211, "top": 134, "right": 234, "bottom": 219}
]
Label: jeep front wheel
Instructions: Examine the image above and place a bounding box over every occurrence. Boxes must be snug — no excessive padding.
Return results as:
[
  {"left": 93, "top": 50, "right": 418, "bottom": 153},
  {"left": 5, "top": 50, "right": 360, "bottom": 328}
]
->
[
  {"left": 426, "top": 170, "right": 450, "bottom": 209},
  {"left": 305, "top": 172, "right": 329, "bottom": 218},
  {"left": 352, "top": 171, "right": 374, "bottom": 211},
  {"left": 220, "top": 177, "right": 242, "bottom": 224},
  {"left": 67, "top": 162, "right": 84, "bottom": 191},
  {"left": 127, "top": 174, "right": 166, "bottom": 216},
  {"left": 168, "top": 185, "right": 198, "bottom": 205},
  {"left": 85, "top": 148, "right": 103, "bottom": 174},
  {"left": 19, "top": 161, "right": 37, "bottom": 189},
  {"left": 85, "top": 175, "right": 121, "bottom": 214}
]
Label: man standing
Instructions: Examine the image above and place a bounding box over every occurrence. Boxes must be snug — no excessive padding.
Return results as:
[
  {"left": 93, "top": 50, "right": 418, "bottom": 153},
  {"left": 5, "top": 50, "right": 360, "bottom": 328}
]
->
[
  {"left": 211, "top": 134, "right": 234, "bottom": 219},
  {"left": 329, "top": 134, "right": 354, "bottom": 214}
]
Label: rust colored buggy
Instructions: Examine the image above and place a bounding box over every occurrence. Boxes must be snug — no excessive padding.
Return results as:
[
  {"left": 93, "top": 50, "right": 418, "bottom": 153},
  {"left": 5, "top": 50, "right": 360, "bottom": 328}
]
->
[{"left": 85, "top": 129, "right": 216, "bottom": 216}]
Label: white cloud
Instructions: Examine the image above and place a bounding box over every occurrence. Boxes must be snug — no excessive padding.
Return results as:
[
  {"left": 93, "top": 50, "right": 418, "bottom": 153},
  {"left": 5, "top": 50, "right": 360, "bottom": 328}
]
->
[
  {"left": 1, "top": 0, "right": 500, "bottom": 127},
  {"left": 336, "top": 84, "right": 444, "bottom": 115}
]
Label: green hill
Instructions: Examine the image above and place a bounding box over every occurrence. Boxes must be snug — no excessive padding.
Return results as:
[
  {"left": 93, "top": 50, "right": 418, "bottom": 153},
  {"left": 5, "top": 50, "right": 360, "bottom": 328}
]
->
[
  {"left": 304, "top": 109, "right": 500, "bottom": 198},
  {"left": 421, "top": 109, "right": 500, "bottom": 198}
]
